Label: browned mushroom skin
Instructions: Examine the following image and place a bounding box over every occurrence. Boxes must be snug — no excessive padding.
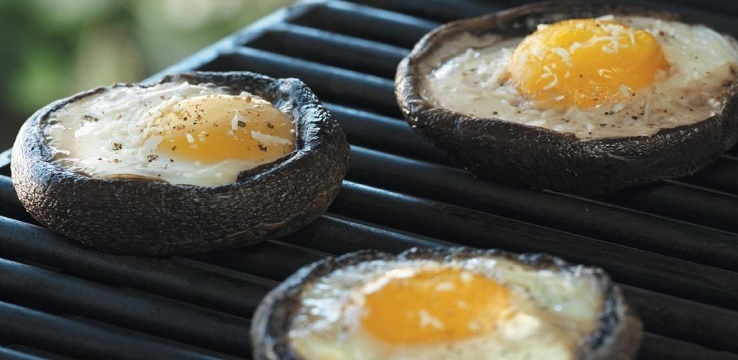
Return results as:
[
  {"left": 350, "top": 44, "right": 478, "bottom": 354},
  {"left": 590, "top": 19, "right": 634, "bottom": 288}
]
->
[
  {"left": 11, "top": 71, "right": 350, "bottom": 255},
  {"left": 250, "top": 247, "right": 643, "bottom": 360},
  {"left": 395, "top": 2, "right": 738, "bottom": 194}
]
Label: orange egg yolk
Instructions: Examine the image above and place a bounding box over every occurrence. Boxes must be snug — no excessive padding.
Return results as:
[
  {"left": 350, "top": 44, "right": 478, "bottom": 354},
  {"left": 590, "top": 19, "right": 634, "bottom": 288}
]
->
[
  {"left": 153, "top": 94, "right": 295, "bottom": 164},
  {"left": 508, "top": 19, "right": 670, "bottom": 109},
  {"left": 360, "top": 267, "right": 511, "bottom": 344}
]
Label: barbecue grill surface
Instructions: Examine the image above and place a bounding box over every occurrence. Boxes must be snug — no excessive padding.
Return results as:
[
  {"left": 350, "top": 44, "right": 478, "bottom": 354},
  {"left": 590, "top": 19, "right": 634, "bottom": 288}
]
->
[{"left": 2, "top": 1, "right": 738, "bottom": 359}]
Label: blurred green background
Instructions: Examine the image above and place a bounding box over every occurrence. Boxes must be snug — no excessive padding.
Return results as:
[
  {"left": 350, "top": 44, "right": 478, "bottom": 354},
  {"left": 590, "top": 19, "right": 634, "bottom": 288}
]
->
[{"left": 0, "top": 0, "right": 293, "bottom": 149}]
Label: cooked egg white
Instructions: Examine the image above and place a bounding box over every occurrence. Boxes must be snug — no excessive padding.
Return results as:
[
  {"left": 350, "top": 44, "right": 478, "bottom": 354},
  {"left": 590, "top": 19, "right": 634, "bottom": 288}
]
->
[
  {"left": 288, "top": 257, "right": 604, "bottom": 360},
  {"left": 46, "top": 81, "right": 296, "bottom": 186},
  {"left": 424, "top": 16, "right": 738, "bottom": 139}
]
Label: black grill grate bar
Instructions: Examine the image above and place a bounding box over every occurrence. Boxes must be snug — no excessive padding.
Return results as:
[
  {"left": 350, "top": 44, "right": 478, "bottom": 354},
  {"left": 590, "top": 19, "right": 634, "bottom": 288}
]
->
[
  {"left": 348, "top": 0, "right": 738, "bottom": 36},
  {"left": 0, "top": 216, "right": 270, "bottom": 317},
  {"left": 623, "top": 285, "right": 738, "bottom": 352},
  {"left": 0, "top": 347, "right": 47, "bottom": 360},
  {"left": 288, "top": 0, "right": 438, "bottom": 49},
  {"left": 680, "top": 158, "right": 738, "bottom": 195},
  {"left": 185, "top": 240, "right": 324, "bottom": 282},
  {"left": 3, "top": 347, "right": 76, "bottom": 360},
  {"left": 323, "top": 102, "right": 451, "bottom": 165},
  {"left": 0, "top": 301, "right": 240, "bottom": 360},
  {"left": 346, "top": 0, "right": 506, "bottom": 23},
  {"left": 639, "top": 334, "right": 738, "bottom": 360},
  {"left": 248, "top": 23, "right": 407, "bottom": 79},
  {"left": 622, "top": 286, "right": 738, "bottom": 352},
  {"left": 725, "top": 146, "right": 738, "bottom": 156},
  {"left": 331, "top": 180, "right": 738, "bottom": 310},
  {"left": 197, "top": 48, "right": 399, "bottom": 117},
  {"left": 279, "top": 215, "right": 456, "bottom": 254},
  {"left": 0, "top": 258, "right": 250, "bottom": 356},
  {"left": 0, "top": 176, "right": 34, "bottom": 224},
  {"left": 591, "top": 182, "right": 738, "bottom": 233},
  {"left": 169, "top": 256, "right": 280, "bottom": 289},
  {"left": 347, "top": 145, "right": 738, "bottom": 270}
]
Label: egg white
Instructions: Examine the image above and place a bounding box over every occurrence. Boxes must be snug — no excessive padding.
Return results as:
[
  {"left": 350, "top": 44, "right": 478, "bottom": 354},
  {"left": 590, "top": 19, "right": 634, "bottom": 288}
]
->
[
  {"left": 423, "top": 16, "right": 738, "bottom": 139},
  {"left": 46, "top": 81, "right": 293, "bottom": 187},
  {"left": 288, "top": 257, "right": 605, "bottom": 360}
]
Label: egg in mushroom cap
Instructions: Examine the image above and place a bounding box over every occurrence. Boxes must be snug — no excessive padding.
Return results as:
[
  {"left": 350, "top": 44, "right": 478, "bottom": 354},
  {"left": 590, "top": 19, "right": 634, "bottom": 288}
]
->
[
  {"left": 395, "top": 2, "right": 738, "bottom": 194},
  {"left": 251, "top": 247, "right": 642, "bottom": 360},
  {"left": 11, "top": 71, "right": 350, "bottom": 255}
]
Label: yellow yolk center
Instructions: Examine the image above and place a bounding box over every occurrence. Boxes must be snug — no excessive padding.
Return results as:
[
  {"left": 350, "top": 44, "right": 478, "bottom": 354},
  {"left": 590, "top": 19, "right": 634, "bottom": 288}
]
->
[
  {"left": 360, "top": 267, "right": 511, "bottom": 344},
  {"left": 508, "top": 19, "right": 670, "bottom": 109},
  {"left": 153, "top": 94, "right": 295, "bottom": 164}
]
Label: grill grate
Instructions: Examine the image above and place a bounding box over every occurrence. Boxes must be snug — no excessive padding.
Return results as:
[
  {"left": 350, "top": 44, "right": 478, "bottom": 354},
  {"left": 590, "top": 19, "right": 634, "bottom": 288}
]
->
[{"left": 2, "top": 1, "right": 738, "bottom": 359}]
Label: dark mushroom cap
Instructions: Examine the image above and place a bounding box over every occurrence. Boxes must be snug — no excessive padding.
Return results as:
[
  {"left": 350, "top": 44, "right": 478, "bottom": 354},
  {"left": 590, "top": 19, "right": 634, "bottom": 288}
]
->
[
  {"left": 11, "top": 71, "right": 350, "bottom": 255},
  {"left": 251, "top": 247, "right": 643, "bottom": 360},
  {"left": 395, "top": 1, "right": 738, "bottom": 194}
]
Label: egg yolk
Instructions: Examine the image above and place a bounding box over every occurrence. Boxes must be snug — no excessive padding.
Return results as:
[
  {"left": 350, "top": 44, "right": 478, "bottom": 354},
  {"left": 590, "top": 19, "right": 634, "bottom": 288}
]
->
[
  {"left": 360, "top": 267, "right": 511, "bottom": 344},
  {"left": 153, "top": 94, "right": 295, "bottom": 164},
  {"left": 508, "top": 19, "right": 670, "bottom": 109}
]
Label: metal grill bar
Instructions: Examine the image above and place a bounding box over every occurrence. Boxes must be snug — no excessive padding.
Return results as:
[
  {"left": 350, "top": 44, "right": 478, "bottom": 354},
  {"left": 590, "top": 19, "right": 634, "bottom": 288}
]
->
[
  {"left": 345, "top": 147, "right": 738, "bottom": 270},
  {"left": 200, "top": 48, "right": 399, "bottom": 116},
  {"left": 0, "top": 216, "right": 270, "bottom": 317},
  {"left": 288, "top": 1, "right": 438, "bottom": 48},
  {"left": 248, "top": 23, "right": 407, "bottom": 79},
  {"left": 0, "top": 347, "right": 47, "bottom": 360},
  {"left": 0, "top": 301, "right": 239, "bottom": 360},
  {"left": 680, "top": 158, "right": 738, "bottom": 194},
  {"left": 324, "top": 102, "right": 450, "bottom": 164},
  {"left": 0, "top": 259, "right": 250, "bottom": 356}
]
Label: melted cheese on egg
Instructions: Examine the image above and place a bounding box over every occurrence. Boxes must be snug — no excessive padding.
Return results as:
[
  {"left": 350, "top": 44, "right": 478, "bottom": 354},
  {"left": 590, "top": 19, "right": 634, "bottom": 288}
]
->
[
  {"left": 508, "top": 19, "right": 670, "bottom": 109},
  {"left": 424, "top": 16, "right": 738, "bottom": 139},
  {"left": 288, "top": 258, "right": 604, "bottom": 360},
  {"left": 46, "top": 82, "right": 295, "bottom": 186}
]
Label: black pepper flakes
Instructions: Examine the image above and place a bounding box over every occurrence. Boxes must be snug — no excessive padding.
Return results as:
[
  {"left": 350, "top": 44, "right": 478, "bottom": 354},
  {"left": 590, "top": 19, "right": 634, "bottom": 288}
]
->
[
  {"left": 258, "top": 144, "right": 268, "bottom": 152},
  {"left": 147, "top": 154, "right": 159, "bottom": 162},
  {"left": 83, "top": 114, "right": 100, "bottom": 122},
  {"left": 112, "top": 143, "right": 123, "bottom": 151},
  {"left": 237, "top": 120, "right": 246, "bottom": 128},
  {"left": 266, "top": 122, "right": 274, "bottom": 129},
  {"left": 632, "top": 116, "right": 639, "bottom": 120}
]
